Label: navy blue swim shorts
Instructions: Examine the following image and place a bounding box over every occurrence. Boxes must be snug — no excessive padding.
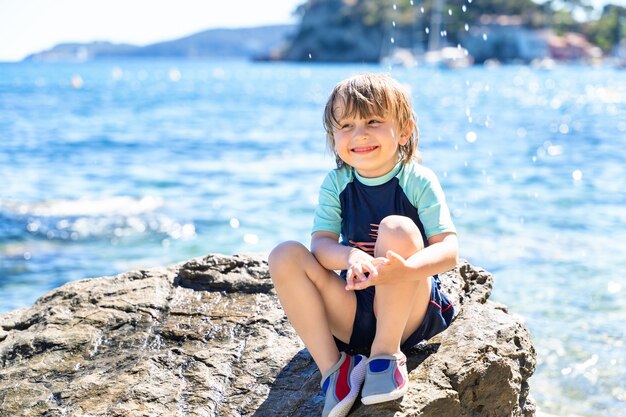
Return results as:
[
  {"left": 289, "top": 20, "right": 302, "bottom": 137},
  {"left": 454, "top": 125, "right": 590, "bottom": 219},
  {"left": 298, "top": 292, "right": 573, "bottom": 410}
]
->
[{"left": 334, "top": 275, "right": 456, "bottom": 353}]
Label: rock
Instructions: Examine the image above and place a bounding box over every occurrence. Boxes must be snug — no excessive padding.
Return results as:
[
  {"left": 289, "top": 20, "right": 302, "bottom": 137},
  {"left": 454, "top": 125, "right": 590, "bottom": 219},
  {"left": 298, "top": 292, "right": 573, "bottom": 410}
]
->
[{"left": 0, "top": 254, "right": 536, "bottom": 416}]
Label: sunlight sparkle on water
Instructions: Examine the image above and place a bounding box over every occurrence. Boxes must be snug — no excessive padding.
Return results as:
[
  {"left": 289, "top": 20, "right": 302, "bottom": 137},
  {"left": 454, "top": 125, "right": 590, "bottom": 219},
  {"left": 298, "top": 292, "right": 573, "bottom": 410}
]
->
[
  {"left": 111, "top": 67, "right": 123, "bottom": 80},
  {"left": 466, "top": 131, "right": 478, "bottom": 143},
  {"left": 244, "top": 234, "right": 259, "bottom": 245},
  {"left": 572, "top": 169, "right": 583, "bottom": 181},
  {"left": 71, "top": 75, "right": 83, "bottom": 89},
  {"left": 607, "top": 281, "right": 622, "bottom": 294},
  {"left": 168, "top": 68, "right": 181, "bottom": 82}
]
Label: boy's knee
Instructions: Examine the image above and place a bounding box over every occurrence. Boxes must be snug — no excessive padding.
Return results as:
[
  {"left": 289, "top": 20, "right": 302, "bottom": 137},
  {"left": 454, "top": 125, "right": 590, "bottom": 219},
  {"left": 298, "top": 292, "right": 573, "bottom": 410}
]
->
[
  {"left": 268, "top": 241, "right": 307, "bottom": 271},
  {"left": 377, "top": 215, "right": 424, "bottom": 252},
  {"left": 379, "top": 215, "right": 419, "bottom": 236}
]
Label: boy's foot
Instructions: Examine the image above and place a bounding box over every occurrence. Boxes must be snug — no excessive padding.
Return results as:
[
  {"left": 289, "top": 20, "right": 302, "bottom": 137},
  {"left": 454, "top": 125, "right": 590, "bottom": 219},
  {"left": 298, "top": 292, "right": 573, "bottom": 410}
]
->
[
  {"left": 320, "top": 352, "right": 367, "bottom": 417},
  {"left": 361, "top": 352, "right": 409, "bottom": 405}
]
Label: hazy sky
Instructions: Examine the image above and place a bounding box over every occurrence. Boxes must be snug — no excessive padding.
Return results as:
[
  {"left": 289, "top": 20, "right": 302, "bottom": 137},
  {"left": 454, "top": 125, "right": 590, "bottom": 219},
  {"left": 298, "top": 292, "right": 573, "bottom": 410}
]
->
[
  {"left": 0, "top": 0, "right": 303, "bottom": 62},
  {"left": 0, "top": 0, "right": 624, "bottom": 62}
]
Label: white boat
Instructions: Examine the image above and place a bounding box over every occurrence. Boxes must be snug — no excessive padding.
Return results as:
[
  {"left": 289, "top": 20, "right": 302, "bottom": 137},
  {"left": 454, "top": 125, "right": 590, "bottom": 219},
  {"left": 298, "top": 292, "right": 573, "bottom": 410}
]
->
[{"left": 423, "top": 46, "right": 474, "bottom": 69}]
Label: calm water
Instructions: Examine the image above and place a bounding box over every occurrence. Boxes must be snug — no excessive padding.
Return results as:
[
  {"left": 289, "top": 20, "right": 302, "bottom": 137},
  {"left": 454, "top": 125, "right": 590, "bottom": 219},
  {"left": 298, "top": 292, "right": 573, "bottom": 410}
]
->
[{"left": 1, "top": 60, "right": 625, "bottom": 416}]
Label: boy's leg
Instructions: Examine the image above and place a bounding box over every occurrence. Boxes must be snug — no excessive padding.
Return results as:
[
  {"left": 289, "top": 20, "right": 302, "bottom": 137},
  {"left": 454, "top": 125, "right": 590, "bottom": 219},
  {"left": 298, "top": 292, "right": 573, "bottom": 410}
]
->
[
  {"left": 268, "top": 241, "right": 357, "bottom": 375},
  {"left": 370, "top": 216, "right": 432, "bottom": 357}
]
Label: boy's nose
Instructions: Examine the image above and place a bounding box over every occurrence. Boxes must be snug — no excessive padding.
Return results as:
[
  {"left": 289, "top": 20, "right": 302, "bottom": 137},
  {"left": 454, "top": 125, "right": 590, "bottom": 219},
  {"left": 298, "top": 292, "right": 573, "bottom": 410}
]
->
[{"left": 352, "top": 124, "right": 367, "bottom": 139}]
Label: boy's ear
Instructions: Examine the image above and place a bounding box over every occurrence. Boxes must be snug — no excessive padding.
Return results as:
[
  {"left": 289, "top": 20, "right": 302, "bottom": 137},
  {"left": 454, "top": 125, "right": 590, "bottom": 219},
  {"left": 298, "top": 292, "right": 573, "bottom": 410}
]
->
[{"left": 399, "top": 119, "right": 415, "bottom": 145}]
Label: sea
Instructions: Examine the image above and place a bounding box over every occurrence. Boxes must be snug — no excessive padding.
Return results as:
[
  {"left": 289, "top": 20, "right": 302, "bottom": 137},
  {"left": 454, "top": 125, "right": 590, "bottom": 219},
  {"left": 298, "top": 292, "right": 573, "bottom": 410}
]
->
[{"left": 0, "top": 59, "right": 624, "bottom": 416}]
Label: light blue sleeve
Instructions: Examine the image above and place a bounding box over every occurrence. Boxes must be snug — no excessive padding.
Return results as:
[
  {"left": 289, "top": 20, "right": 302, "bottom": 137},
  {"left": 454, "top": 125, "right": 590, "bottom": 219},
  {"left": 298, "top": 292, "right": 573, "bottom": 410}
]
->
[
  {"left": 312, "top": 170, "right": 343, "bottom": 236},
  {"left": 402, "top": 164, "right": 456, "bottom": 238}
]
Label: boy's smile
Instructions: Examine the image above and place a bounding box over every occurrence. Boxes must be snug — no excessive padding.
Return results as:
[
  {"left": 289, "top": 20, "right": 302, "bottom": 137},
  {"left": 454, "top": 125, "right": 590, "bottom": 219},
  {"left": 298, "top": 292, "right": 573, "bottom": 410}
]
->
[{"left": 351, "top": 145, "right": 378, "bottom": 154}]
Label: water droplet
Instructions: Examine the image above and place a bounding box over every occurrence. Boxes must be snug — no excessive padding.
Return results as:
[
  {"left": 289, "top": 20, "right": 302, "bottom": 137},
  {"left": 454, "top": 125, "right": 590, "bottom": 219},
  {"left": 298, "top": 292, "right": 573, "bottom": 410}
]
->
[
  {"left": 483, "top": 33, "right": 488, "bottom": 41},
  {"left": 393, "top": 4, "right": 397, "bottom": 10},
  {"left": 572, "top": 170, "right": 583, "bottom": 181},
  {"left": 448, "top": 9, "right": 452, "bottom": 15},
  {"left": 420, "top": 7, "right": 425, "bottom": 13},
  {"left": 465, "top": 23, "right": 469, "bottom": 31},
  {"left": 462, "top": 5, "right": 467, "bottom": 12},
  {"left": 230, "top": 218, "right": 240, "bottom": 228},
  {"left": 425, "top": 27, "right": 430, "bottom": 34},
  {"left": 23, "top": 252, "right": 31, "bottom": 260},
  {"left": 392, "top": 21, "right": 396, "bottom": 27},
  {"left": 466, "top": 131, "right": 478, "bottom": 143},
  {"left": 559, "top": 124, "right": 569, "bottom": 134},
  {"left": 308, "top": 53, "right": 312, "bottom": 59}
]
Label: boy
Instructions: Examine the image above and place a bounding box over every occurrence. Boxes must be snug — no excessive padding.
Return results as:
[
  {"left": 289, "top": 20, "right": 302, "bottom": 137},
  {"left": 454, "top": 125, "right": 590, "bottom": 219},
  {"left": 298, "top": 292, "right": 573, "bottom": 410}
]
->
[{"left": 269, "top": 73, "right": 457, "bottom": 417}]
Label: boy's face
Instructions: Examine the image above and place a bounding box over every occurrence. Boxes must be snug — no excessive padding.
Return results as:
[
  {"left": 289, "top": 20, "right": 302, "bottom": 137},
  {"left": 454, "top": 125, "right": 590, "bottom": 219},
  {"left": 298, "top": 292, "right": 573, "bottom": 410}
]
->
[{"left": 332, "top": 100, "right": 410, "bottom": 178}]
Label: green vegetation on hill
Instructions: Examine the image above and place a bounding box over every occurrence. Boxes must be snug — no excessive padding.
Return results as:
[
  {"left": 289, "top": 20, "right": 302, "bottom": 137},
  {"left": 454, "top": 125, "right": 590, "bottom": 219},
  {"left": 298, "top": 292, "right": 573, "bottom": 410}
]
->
[{"left": 283, "top": 0, "right": 625, "bottom": 60}]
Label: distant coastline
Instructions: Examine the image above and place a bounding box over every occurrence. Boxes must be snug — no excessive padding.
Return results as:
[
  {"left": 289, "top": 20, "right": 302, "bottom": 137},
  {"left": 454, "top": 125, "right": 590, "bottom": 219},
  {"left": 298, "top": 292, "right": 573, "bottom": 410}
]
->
[{"left": 23, "top": 25, "right": 296, "bottom": 63}]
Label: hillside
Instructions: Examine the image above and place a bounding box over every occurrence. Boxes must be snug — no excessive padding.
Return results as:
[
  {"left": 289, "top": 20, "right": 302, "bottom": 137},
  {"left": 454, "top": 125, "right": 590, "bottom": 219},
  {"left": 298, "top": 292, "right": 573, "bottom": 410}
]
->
[{"left": 24, "top": 25, "right": 296, "bottom": 62}]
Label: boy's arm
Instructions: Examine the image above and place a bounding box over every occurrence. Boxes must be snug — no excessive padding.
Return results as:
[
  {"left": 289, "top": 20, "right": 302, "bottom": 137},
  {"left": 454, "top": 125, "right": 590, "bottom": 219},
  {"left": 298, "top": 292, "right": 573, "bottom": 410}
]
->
[
  {"left": 311, "top": 231, "right": 381, "bottom": 283},
  {"left": 403, "top": 232, "right": 458, "bottom": 278}
]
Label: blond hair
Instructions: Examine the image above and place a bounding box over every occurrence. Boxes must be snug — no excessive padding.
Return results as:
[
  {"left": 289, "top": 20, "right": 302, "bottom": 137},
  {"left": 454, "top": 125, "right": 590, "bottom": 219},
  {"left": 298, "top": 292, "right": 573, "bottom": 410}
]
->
[{"left": 323, "top": 73, "right": 419, "bottom": 168}]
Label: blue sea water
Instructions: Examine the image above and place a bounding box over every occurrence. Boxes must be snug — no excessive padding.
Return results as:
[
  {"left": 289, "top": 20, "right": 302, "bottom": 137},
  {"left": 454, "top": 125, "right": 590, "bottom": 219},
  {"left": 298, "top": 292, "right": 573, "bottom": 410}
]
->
[{"left": 1, "top": 59, "right": 625, "bottom": 416}]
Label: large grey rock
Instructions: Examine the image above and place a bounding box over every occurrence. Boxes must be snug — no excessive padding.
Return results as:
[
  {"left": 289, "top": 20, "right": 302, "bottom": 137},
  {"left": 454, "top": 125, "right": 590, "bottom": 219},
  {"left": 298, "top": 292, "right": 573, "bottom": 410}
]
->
[{"left": 0, "top": 254, "right": 536, "bottom": 416}]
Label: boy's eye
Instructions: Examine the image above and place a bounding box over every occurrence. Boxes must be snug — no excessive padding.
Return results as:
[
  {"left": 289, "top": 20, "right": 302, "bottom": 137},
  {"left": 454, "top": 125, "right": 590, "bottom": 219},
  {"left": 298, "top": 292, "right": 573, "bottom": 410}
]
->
[{"left": 368, "top": 119, "right": 381, "bottom": 125}]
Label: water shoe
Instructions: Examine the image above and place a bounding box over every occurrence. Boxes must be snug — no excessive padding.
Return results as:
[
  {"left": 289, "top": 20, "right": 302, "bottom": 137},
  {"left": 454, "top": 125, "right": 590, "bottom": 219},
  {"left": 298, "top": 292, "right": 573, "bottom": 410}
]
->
[
  {"left": 361, "top": 352, "right": 409, "bottom": 405},
  {"left": 320, "top": 352, "right": 367, "bottom": 417}
]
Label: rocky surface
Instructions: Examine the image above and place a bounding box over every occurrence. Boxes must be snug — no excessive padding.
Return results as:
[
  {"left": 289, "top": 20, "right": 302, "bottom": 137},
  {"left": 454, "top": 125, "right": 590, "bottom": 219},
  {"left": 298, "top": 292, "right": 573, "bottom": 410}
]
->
[{"left": 0, "top": 254, "right": 536, "bottom": 416}]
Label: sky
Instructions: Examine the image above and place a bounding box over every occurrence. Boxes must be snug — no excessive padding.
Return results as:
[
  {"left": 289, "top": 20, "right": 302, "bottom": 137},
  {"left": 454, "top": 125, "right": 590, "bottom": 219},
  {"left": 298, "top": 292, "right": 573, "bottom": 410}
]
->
[
  {"left": 0, "top": 0, "right": 624, "bottom": 62},
  {"left": 0, "top": 0, "right": 303, "bottom": 62}
]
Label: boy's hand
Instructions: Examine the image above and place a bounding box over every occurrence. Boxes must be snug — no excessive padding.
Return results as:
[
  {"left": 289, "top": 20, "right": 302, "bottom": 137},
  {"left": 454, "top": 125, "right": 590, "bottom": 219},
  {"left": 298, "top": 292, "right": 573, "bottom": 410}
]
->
[
  {"left": 351, "top": 250, "right": 408, "bottom": 290},
  {"left": 345, "top": 250, "right": 387, "bottom": 290},
  {"left": 345, "top": 256, "right": 388, "bottom": 290}
]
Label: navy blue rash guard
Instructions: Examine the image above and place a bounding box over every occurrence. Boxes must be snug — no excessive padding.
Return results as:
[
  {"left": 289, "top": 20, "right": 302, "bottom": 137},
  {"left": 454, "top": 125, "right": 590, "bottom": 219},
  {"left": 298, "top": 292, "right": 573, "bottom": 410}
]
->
[{"left": 312, "top": 160, "right": 456, "bottom": 253}]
